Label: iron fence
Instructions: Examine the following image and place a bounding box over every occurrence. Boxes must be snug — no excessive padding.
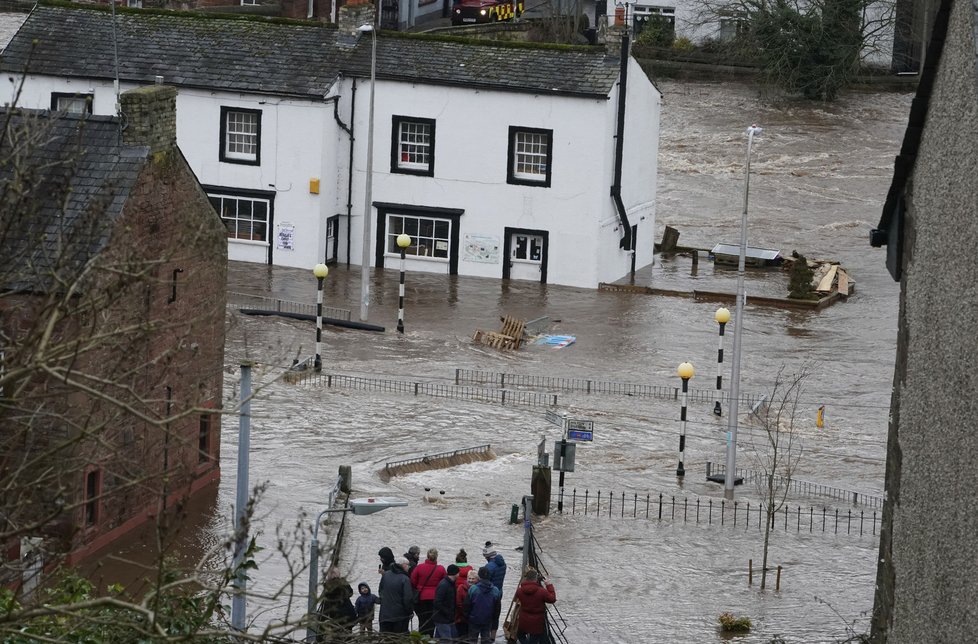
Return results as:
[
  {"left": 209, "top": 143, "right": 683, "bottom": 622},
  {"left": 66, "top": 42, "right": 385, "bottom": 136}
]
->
[
  {"left": 385, "top": 444, "right": 492, "bottom": 471},
  {"left": 707, "top": 462, "right": 884, "bottom": 509},
  {"left": 557, "top": 488, "right": 881, "bottom": 537},
  {"left": 228, "top": 291, "right": 352, "bottom": 321},
  {"left": 454, "top": 369, "right": 763, "bottom": 407},
  {"left": 293, "top": 372, "right": 558, "bottom": 408}
]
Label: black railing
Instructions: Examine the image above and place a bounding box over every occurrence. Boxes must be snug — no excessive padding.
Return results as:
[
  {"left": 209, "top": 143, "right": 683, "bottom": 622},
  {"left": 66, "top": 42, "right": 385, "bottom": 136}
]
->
[
  {"left": 556, "top": 488, "right": 881, "bottom": 537},
  {"left": 454, "top": 368, "right": 764, "bottom": 407},
  {"left": 385, "top": 444, "right": 492, "bottom": 471},
  {"left": 293, "top": 372, "right": 558, "bottom": 408},
  {"left": 706, "top": 462, "right": 883, "bottom": 509}
]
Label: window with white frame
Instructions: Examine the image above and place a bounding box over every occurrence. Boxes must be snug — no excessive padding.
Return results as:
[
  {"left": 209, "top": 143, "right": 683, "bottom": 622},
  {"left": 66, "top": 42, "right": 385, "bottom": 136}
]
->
[
  {"left": 208, "top": 193, "right": 270, "bottom": 242},
  {"left": 50, "top": 92, "right": 93, "bottom": 114},
  {"left": 241, "top": 0, "right": 258, "bottom": 4},
  {"left": 386, "top": 214, "right": 451, "bottom": 259},
  {"left": 507, "top": 126, "right": 553, "bottom": 187},
  {"left": 719, "top": 11, "right": 748, "bottom": 41},
  {"left": 391, "top": 116, "right": 435, "bottom": 176},
  {"left": 220, "top": 106, "right": 261, "bottom": 165},
  {"left": 127, "top": 0, "right": 143, "bottom": 7}
]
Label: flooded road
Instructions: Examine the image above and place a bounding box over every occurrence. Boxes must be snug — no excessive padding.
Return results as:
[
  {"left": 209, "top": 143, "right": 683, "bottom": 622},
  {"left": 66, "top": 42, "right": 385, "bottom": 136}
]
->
[{"left": 103, "top": 80, "right": 913, "bottom": 642}]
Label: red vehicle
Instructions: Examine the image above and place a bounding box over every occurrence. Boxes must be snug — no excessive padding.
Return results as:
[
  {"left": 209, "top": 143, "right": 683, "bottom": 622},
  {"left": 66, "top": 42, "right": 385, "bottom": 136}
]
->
[{"left": 451, "top": 0, "right": 523, "bottom": 25}]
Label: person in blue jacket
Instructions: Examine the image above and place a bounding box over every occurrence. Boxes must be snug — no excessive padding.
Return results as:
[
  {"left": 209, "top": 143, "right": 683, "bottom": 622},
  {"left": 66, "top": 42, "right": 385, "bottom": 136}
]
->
[{"left": 482, "top": 541, "right": 506, "bottom": 640}]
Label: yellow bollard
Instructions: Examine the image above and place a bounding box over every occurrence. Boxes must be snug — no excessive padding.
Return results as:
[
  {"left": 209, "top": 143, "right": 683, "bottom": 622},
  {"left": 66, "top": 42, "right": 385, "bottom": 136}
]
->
[{"left": 816, "top": 405, "right": 825, "bottom": 428}]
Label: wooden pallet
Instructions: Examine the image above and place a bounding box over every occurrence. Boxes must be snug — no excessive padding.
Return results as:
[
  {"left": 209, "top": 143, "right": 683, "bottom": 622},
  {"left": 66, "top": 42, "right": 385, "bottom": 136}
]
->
[{"left": 473, "top": 315, "right": 526, "bottom": 350}]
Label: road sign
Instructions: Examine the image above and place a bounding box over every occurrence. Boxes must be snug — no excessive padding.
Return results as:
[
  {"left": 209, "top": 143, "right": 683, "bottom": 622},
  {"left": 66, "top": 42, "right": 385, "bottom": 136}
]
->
[
  {"left": 567, "top": 429, "right": 593, "bottom": 442},
  {"left": 545, "top": 410, "right": 564, "bottom": 427},
  {"left": 567, "top": 419, "right": 593, "bottom": 442}
]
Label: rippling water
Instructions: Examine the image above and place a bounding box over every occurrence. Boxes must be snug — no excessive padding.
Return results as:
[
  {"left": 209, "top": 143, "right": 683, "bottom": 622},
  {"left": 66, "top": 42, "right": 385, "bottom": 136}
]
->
[{"left": 97, "top": 80, "right": 913, "bottom": 642}]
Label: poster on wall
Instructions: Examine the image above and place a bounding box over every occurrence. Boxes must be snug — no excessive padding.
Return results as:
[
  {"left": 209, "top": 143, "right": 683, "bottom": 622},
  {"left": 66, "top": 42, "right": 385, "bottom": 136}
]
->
[
  {"left": 463, "top": 234, "right": 500, "bottom": 264},
  {"left": 276, "top": 223, "right": 295, "bottom": 251}
]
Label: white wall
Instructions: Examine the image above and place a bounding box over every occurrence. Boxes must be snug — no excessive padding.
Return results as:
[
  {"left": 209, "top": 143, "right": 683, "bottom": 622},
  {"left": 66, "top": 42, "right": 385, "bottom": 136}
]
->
[
  {"left": 8, "top": 75, "right": 332, "bottom": 269},
  {"left": 337, "top": 77, "right": 621, "bottom": 288}
]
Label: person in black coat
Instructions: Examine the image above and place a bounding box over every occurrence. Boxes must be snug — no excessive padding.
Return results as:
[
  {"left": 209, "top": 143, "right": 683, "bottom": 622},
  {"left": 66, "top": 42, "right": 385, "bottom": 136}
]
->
[
  {"left": 378, "top": 557, "right": 414, "bottom": 633},
  {"left": 432, "top": 564, "right": 460, "bottom": 642}
]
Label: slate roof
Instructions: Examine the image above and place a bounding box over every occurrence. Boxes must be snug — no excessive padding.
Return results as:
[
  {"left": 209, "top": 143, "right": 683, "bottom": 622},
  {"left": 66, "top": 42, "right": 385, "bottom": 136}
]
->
[
  {"left": 0, "top": 5, "right": 620, "bottom": 99},
  {"left": 342, "top": 35, "right": 621, "bottom": 98},
  {"left": 1, "top": 5, "right": 340, "bottom": 97},
  {"left": 0, "top": 110, "right": 147, "bottom": 292}
]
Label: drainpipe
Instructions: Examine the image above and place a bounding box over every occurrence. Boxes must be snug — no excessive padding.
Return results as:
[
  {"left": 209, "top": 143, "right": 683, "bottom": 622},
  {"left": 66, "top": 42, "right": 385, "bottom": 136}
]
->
[
  {"left": 610, "top": 30, "right": 633, "bottom": 251},
  {"left": 331, "top": 78, "right": 357, "bottom": 267}
]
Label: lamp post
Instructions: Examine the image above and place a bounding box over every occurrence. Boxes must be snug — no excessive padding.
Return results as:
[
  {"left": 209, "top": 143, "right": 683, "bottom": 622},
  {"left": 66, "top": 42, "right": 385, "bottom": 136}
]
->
[
  {"left": 713, "top": 307, "right": 730, "bottom": 416},
  {"left": 724, "top": 124, "right": 762, "bottom": 500},
  {"left": 395, "top": 233, "right": 411, "bottom": 334},
  {"left": 359, "top": 20, "right": 377, "bottom": 322},
  {"left": 313, "top": 264, "right": 328, "bottom": 372},
  {"left": 676, "top": 362, "right": 694, "bottom": 478},
  {"left": 306, "top": 497, "right": 407, "bottom": 642}
]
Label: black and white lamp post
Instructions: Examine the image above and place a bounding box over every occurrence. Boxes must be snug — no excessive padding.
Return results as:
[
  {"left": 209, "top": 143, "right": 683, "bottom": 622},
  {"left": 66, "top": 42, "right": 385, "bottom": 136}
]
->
[
  {"left": 313, "top": 263, "right": 329, "bottom": 372},
  {"left": 714, "top": 307, "right": 730, "bottom": 416},
  {"left": 305, "top": 497, "right": 407, "bottom": 642},
  {"left": 396, "top": 233, "right": 411, "bottom": 334},
  {"left": 676, "top": 361, "right": 694, "bottom": 478}
]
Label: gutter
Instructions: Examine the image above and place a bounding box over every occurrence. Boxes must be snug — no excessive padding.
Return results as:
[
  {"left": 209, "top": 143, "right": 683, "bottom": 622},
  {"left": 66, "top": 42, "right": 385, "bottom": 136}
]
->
[
  {"left": 610, "top": 31, "right": 632, "bottom": 250},
  {"left": 330, "top": 78, "right": 357, "bottom": 267}
]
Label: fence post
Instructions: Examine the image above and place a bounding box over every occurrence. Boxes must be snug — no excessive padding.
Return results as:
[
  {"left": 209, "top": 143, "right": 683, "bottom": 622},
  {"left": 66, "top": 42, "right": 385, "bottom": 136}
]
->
[
  {"left": 658, "top": 493, "right": 663, "bottom": 520},
  {"left": 414, "top": 382, "right": 419, "bottom": 396},
  {"left": 696, "top": 499, "right": 700, "bottom": 524},
  {"left": 633, "top": 493, "right": 637, "bottom": 518},
  {"left": 709, "top": 499, "right": 712, "bottom": 525},
  {"left": 585, "top": 489, "right": 589, "bottom": 515},
  {"left": 721, "top": 500, "right": 724, "bottom": 525},
  {"left": 733, "top": 501, "right": 737, "bottom": 527},
  {"left": 572, "top": 488, "right": 576, "bottom": 515},
  {"left": 587, "top": 380, "right": 592, "bottom": 394},
  {"left": 455, "top": 368, "right": 460, "bottom": 385},
  {"left": 328, "top": 375, "right": 332, "bottom": 388},
  {"left": 500, "top": 373, "right": 505, "bottom": 387},
  {"left": 835, "top": 509, "right": 839, "bottom": 534},
  {"left": 776, "top": 565, "right": 782, "bottom": 591},
  {"left": 501, "top": 390, "right": 506, "bottom": 405},
  {"left": 860, "top": 511, "right": 864, "bottom": 536},
  {"left": 748, "top": 559, "right": 753, "bottom": 586}
]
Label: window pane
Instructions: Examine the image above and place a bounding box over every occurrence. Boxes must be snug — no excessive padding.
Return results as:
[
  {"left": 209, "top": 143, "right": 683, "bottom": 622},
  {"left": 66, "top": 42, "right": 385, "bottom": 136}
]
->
[
  {"left": 398, "top": 120, "right": 431, "bottom": 169},
  {"left": 226, "top": 110, "right": 258, "bottom": 159},
  {"left": 209, "top": 193, "right": 270, "bottom": 242},
  {"left": 514, "top": 131, "right": 549, "bottom": 180},
  {"left": 386, "top": 214, "right": 450, "bottom": 260}
]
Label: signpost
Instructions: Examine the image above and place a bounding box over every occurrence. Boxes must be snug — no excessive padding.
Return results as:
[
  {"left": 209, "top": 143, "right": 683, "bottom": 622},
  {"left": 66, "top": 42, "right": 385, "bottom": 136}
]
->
[{"left": 545, "top": 412, "right": 594, "bottom": 513}]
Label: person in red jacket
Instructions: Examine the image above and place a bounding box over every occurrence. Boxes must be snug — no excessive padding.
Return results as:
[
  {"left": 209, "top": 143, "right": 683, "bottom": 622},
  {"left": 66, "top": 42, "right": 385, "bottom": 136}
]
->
[
  {"left": 456, "top": 568, "right": 478, "bottom": 641},
  {"left": 513, "top": 569, "right": 556, "bottom": 644},
  {"left": 410, "top": 547, "right": 446, "bottom": 637}
]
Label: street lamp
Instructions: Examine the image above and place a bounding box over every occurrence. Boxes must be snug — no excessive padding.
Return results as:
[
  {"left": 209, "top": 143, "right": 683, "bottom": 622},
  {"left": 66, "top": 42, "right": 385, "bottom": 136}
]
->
[
  {"left": 713, "top": 307, "right": 730, "bottom": 416},
  {"left": 676, "top": 362, "right": 694, "bottom": 478},
  {"left": 359, "top": 21, "right": 377, "bottom": 322},
  {"left": 395, "top": 234, "right": 411, "bottom": 334},
  {"left": 313, "top": 264, "right": 329, "bottom": 372},
  {"left": 724, "top": 124, "right": 762, "bottom": 500},
  {"left": 306, "top": 497, "right": 407, "bottom": 642}
]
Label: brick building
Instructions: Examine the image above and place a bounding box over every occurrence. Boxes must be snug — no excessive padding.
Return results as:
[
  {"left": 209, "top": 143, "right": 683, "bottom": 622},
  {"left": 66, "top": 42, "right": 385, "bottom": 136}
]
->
[{"left": 0, "top": 85, "right": 227, "bottom": 575}]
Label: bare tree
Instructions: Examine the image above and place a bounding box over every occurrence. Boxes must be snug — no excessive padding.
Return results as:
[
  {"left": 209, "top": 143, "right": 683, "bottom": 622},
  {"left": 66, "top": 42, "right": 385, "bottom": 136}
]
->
[{"left": 747, "top": 364, "right": 809, "bottom": 590}]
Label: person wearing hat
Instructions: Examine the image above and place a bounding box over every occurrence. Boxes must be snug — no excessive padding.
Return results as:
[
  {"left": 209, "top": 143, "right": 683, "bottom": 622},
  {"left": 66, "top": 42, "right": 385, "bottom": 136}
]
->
[
  {"left": 432, "top": 564, "right": 460, "bottom": 642},
  {"left": 466, "top": 566, "right": 502, "bottom": 643},
  {"left": 482, "top": 541, "right": 506, "bottom": 640}
]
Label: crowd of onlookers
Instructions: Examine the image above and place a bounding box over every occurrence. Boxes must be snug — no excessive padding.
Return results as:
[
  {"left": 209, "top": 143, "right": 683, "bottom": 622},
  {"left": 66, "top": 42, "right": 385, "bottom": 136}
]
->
[{"left": 318, "top": 540, "right": 556, "bottom": 643}]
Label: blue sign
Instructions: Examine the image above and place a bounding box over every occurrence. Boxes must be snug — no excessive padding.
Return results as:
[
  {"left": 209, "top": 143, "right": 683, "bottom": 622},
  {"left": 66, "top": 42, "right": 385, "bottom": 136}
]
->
[{"left": 568, "top": 429, "right": 593, "bottom": 442}]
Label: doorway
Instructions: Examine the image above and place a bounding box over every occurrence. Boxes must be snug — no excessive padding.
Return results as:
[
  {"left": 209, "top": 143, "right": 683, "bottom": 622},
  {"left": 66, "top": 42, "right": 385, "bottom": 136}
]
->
[{"left": 503, "top": 227, "right": 548, "bottom": 283}]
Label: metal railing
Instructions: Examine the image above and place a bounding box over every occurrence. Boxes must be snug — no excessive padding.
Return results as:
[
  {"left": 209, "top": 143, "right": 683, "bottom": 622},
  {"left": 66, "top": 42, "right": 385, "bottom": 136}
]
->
[
  {"left": 454, "top": 369, "right": 764, "bottom": 407},
  {"left": 706, "top": 462, "right": 883, "bottom": 509},
  {"left": 385, "top": 444, "right": 492, "bottom": 472},
  {"left": 557, "top": 488, "right": 881, "bottom": 537},
  {"left": 228, "top": 291, "right": 352, "bottom": 321},
  {"left": 293, "top": 372, "right": 558, "bottom": 408}
]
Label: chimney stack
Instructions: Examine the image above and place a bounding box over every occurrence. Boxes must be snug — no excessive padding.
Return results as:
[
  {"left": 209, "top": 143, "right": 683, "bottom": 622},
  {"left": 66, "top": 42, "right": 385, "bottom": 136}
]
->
[
  {"left": 337, "top": 0, "right": 376, "bottom": 46},
  {"left": 120, "top": 85, "right": 177, "bottom": 155}
]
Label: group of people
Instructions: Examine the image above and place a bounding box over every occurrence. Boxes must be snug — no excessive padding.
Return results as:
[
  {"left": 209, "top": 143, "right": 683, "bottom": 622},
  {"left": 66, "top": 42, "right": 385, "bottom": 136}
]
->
[{"left": 351, "top": 541, "right": 555, "bottom": 643}]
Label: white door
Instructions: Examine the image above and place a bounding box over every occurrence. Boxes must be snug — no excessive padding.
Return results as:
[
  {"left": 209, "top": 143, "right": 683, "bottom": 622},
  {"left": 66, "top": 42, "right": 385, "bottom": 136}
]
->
[{"left": 510, "top": 233, "right": 543, "bottom": 281}]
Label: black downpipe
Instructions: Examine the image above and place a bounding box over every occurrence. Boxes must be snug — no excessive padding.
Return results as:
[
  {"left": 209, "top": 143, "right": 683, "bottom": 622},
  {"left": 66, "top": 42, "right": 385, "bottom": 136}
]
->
[
  {"left": 332, "top": 79, "right": 357, "bottom": 267},
  {"left": 610, "top": 31, "right": 632, "bottom": 251}
]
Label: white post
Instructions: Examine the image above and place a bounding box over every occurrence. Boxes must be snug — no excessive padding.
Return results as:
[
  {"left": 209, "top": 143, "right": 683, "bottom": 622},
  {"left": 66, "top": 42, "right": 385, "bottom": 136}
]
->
[
  {"left": 359, "top": 22, "right": 377, "bottom": 322},
  {"left": 724, "top": 125, "right": 761, "bottom": 500},
  {"left": 231, "top": 362, "right": 252, "bottom": 631}
]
